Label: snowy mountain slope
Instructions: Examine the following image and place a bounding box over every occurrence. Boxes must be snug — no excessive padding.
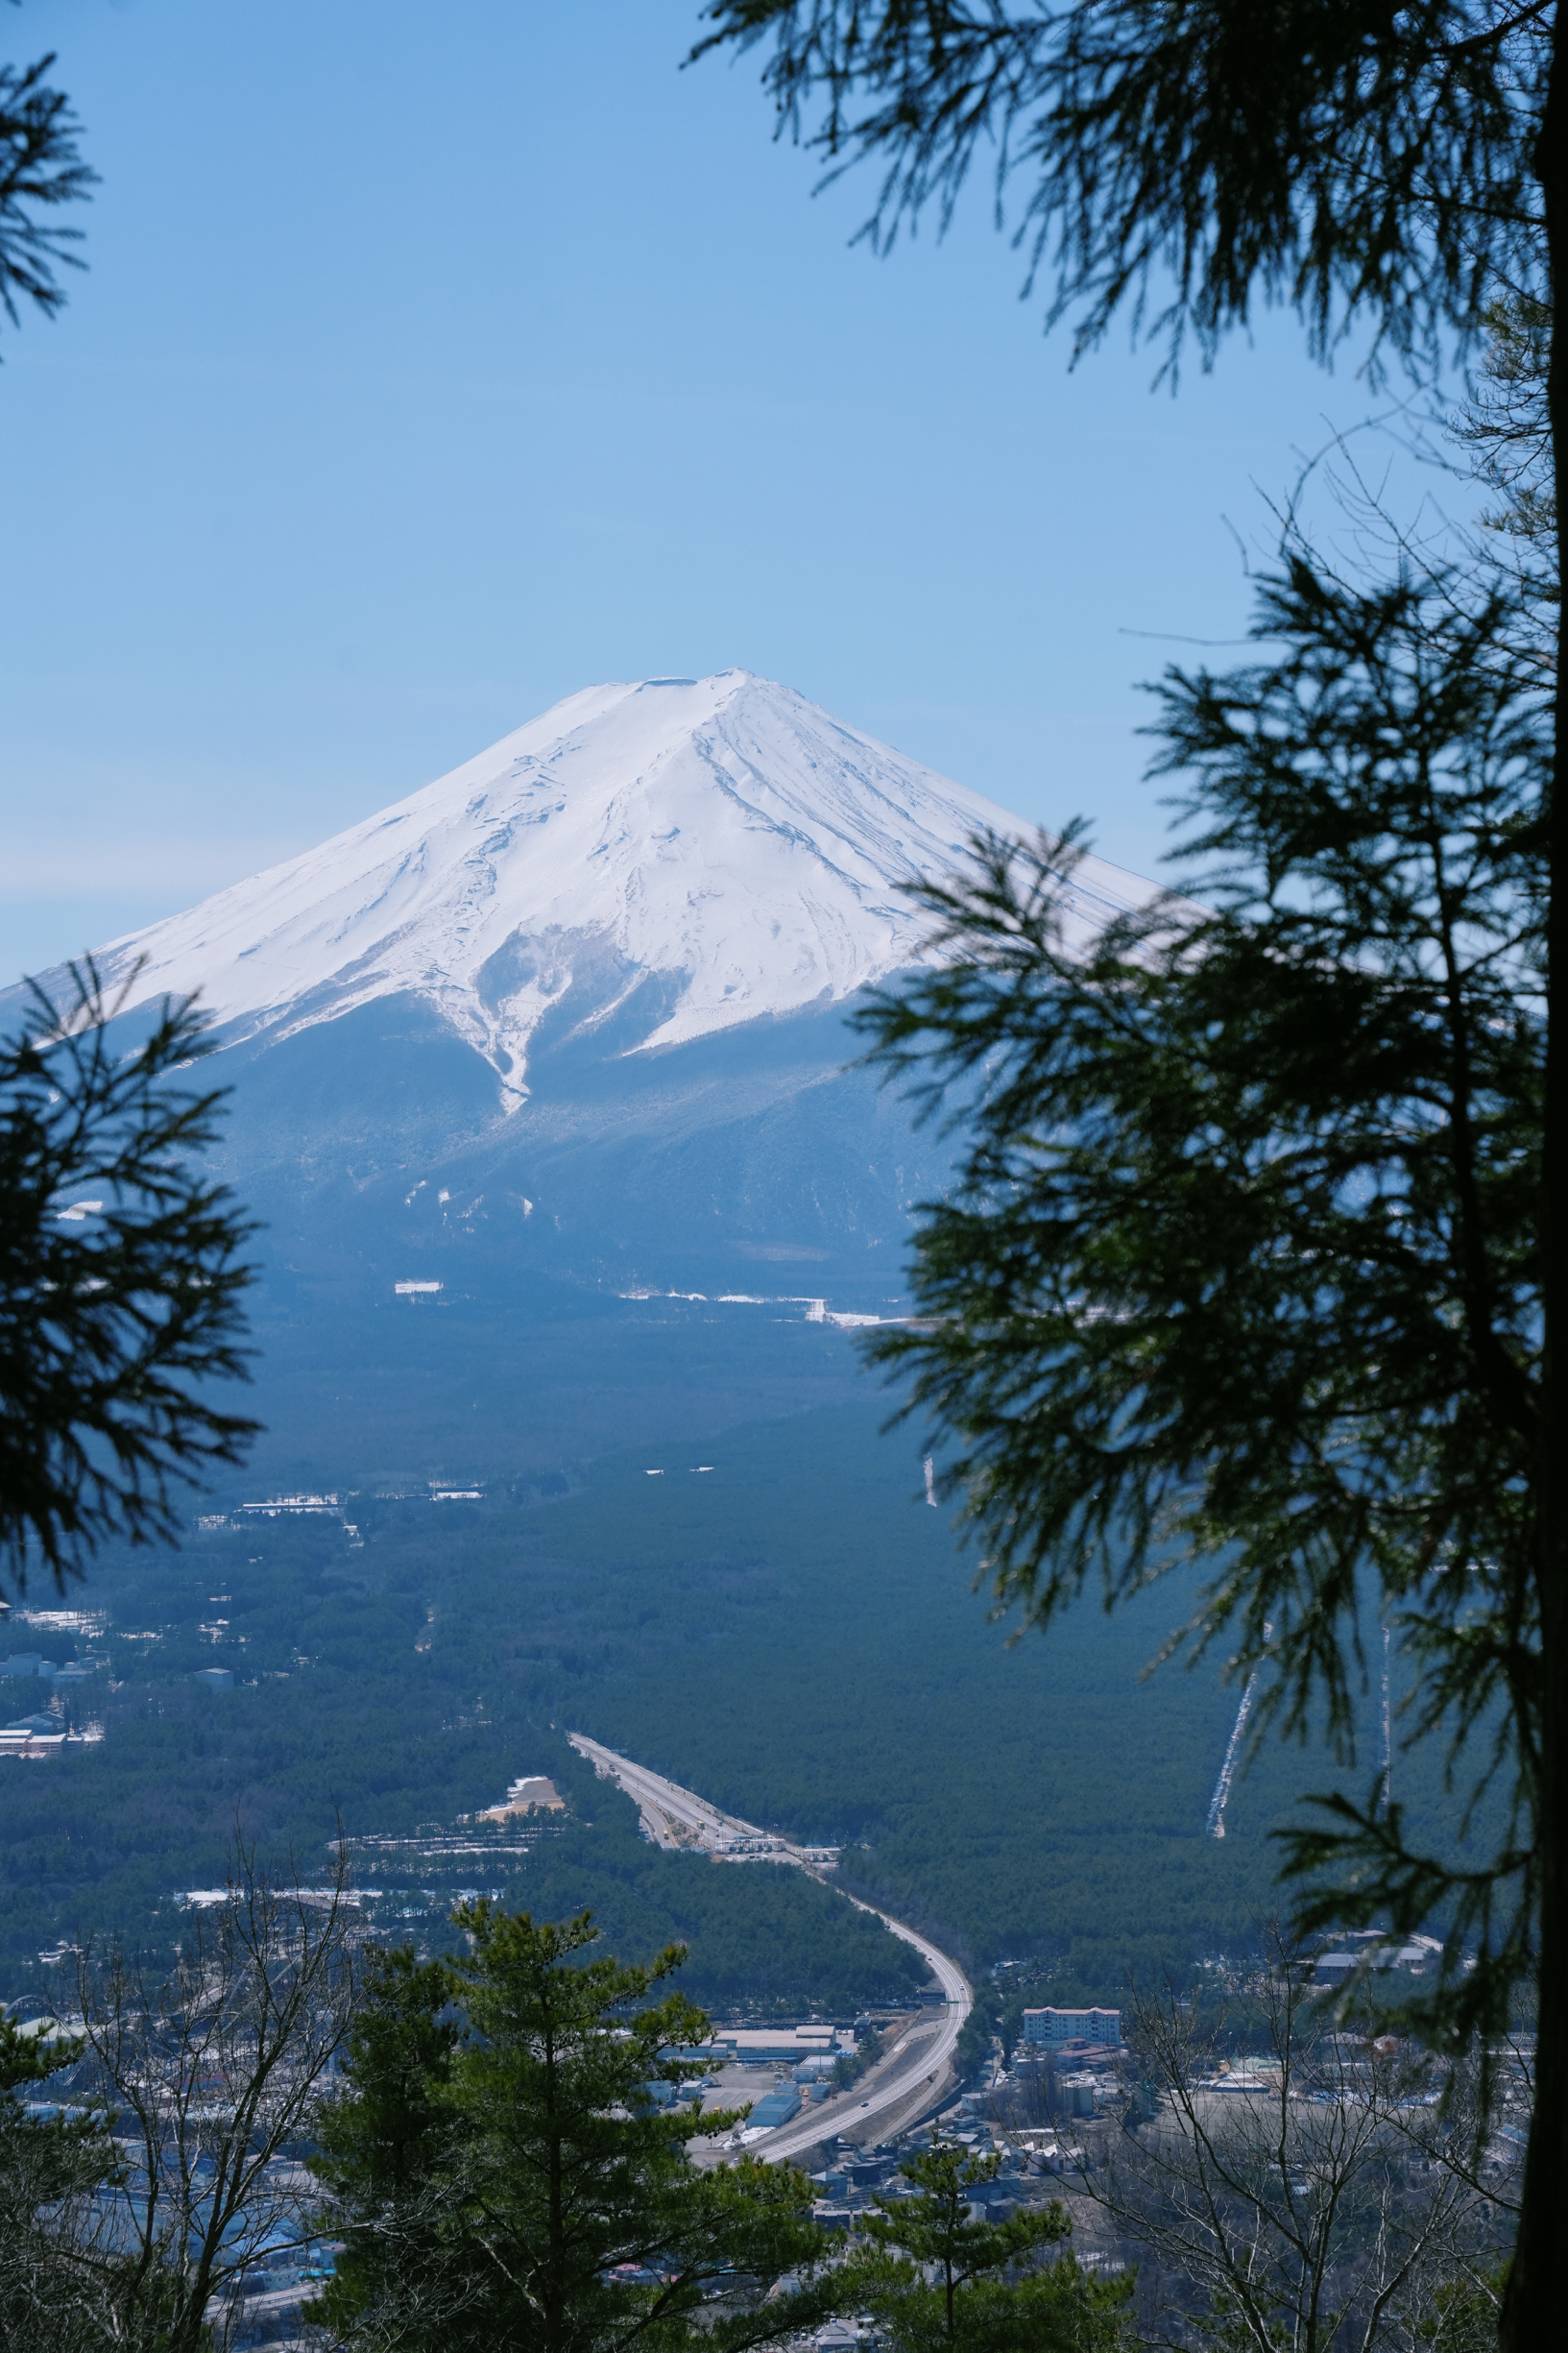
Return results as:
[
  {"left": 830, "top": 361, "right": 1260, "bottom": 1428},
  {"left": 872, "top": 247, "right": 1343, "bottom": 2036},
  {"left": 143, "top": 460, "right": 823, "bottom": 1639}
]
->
[
  {"left": 87, "top": 670, "right": 1158, "bottom": 1101},
  {"left": 1, "top": 673, "right": 1178, "bottom": 1479}
]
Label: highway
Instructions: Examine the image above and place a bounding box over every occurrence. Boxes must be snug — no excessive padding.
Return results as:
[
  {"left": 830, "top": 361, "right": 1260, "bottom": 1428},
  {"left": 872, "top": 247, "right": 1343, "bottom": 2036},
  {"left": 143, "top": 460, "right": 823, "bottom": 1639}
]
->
[
  {"left": 567, "top": 1734, "right": 972, "bottom": 2159},
  {"left": 567, "top": 1734, "right": 838, "bottom": 1864}
]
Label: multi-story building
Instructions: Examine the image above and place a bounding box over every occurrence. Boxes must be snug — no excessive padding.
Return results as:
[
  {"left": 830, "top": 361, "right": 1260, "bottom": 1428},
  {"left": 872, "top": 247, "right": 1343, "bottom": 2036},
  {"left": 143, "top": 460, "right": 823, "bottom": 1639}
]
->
[{"left": 1021, "top": 2005, "right": 1122, "bottom": 2050}]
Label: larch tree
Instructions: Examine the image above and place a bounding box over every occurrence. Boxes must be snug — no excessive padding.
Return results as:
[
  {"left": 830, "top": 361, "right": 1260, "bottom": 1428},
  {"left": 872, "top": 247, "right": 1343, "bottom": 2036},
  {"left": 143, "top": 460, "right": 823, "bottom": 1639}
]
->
[
  {"left": 3, "top": 16, "right": 255, "bottom": 1588},
  {"left": 0, "top": 3, "right": 94, "bottom": 340},
  {"left": 0, "top": 963, "right": 259, "bottom": 1599},
  {"left": 692, "top": 9, "right": 1562, "bottom": 2344}
]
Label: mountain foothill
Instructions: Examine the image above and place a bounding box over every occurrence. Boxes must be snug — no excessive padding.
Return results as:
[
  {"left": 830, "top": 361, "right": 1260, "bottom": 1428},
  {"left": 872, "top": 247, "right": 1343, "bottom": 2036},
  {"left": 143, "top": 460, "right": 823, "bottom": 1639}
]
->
[{"left": 4, "top": 672, "right": 1406, "bottom": 2001}]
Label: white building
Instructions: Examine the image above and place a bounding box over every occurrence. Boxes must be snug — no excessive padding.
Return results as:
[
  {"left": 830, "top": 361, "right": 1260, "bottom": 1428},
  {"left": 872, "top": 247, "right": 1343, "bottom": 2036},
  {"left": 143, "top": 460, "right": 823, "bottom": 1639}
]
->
[{"left": 1021, "top": 2006, "right": 1122, "bottom": 2050}]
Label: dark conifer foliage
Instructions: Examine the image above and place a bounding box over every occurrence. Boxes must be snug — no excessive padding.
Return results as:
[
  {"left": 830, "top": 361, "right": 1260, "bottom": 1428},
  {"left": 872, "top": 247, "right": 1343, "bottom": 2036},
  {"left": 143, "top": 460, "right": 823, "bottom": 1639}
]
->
[
  {"left": 856, "top": 2135, "right": 1129, "bottom": 2350},
  {"left": 696, "top": 12, "right": 1563, "bottom": 2336},
  {"left": 855, "top": 542, "right": 1546, "bottom": 2049},
  {"left": 0, "top": 963, "right": 259, "bottom": 1596},
  {"left": 0, "top": 18, "right": 94, "bottom": 336},
  {"left": 311, "top": 1907, "right": 852, "bottom": 2353},
  {"left": 693, "top": 3, "right": 1549, "bottom": 371},
  {"left": 0, "top": 2008, "right": 116, "bottom": 2352},
  {"left": 307, "top": 1947, "right": 470, "bottom": 2345}
]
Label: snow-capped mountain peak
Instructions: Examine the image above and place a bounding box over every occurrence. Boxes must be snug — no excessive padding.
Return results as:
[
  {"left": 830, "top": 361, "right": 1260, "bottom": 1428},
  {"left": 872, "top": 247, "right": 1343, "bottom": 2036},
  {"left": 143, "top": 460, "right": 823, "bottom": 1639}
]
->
[{"left": 95, "top": 670, "right": 1153, "bottom": 1099}]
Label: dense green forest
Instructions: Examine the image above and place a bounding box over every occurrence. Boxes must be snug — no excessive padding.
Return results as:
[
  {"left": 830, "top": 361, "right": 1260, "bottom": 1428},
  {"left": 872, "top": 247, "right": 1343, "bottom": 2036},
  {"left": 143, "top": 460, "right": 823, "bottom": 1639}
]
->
[{"left": 1, "top": 1401, "right": 1469, "bottom": 2006}]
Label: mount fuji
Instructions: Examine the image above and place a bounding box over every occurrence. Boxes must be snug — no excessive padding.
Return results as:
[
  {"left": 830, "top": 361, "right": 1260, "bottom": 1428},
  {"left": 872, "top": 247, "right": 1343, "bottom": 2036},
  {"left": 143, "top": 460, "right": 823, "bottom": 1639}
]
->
[
  {"left": 87, "top": 669, "right": 1146, "bottom": 1096},
  {"left": 15, "top": 673, "right": 1160, "bottom": 1484}
]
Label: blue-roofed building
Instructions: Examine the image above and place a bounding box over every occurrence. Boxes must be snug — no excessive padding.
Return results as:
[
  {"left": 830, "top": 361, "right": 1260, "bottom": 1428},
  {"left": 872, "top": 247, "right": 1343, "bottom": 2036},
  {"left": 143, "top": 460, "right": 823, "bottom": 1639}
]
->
[{"left": 748, "top": 2088, "right": 802, "bottom": 2131}]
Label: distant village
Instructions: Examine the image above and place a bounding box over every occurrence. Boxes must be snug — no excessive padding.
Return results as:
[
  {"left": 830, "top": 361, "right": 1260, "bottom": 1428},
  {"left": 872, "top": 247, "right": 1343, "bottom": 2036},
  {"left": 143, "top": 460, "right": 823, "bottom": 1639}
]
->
[
  {"left": 1, "top": 1618, "right": 105, "bottom": 1759},
  {"left": 0, "top": 1713, "right": 1519, "bottom": 2343}
]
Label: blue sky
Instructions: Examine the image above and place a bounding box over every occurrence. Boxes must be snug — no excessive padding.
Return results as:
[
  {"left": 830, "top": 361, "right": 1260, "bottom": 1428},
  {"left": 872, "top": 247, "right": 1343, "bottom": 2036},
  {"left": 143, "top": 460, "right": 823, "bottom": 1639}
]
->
[{"left": 2, "top": 0, "right": 1419, "bottom": 982}]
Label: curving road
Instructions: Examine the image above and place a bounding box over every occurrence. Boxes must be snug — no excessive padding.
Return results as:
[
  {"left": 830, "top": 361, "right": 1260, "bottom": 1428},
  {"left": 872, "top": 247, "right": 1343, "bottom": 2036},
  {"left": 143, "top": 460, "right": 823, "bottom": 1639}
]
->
[
  {"left": 759, "top": 1889, "right": 971, "bottom": 2161},
  {"left": 567, "top": 1734, "right": 972, "bottom": 2159}
]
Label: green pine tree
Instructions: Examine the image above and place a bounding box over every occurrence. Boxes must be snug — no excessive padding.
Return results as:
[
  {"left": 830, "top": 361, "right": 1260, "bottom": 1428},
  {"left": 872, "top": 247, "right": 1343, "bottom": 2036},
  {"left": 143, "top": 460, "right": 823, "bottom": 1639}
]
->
[
  {"left": 854, "top": 539, "right": 1547, "bottom": 2064},
  {"left": 310, "top": 1906, "right": 852, "bottom": 2353},
  {"left": 856, "top": 2136, "right": 1130, "bottom": 2352},
  {"left": 1, "top": 963, "right": 258, "bottom": 1599},
  {"left": 692, "top": 16, "right": 1562, "bottom": 2340},
  {"left": 308, "top": 1946, "right": 470, "bottom": 2346},
  {"left": 0, "top": 2009, "right": 124, "bottom": 2351}
]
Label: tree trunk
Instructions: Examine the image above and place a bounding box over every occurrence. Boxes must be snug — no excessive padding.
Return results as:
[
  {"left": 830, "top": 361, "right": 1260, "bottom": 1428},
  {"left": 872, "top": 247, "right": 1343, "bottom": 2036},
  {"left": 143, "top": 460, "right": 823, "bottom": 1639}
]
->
[
  {"left": 547, "top": 2020, "right": 565, "bottom": 2353},
  {"left": 1502, "top": 21, "right": 1568, "bottom": 2347}
]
